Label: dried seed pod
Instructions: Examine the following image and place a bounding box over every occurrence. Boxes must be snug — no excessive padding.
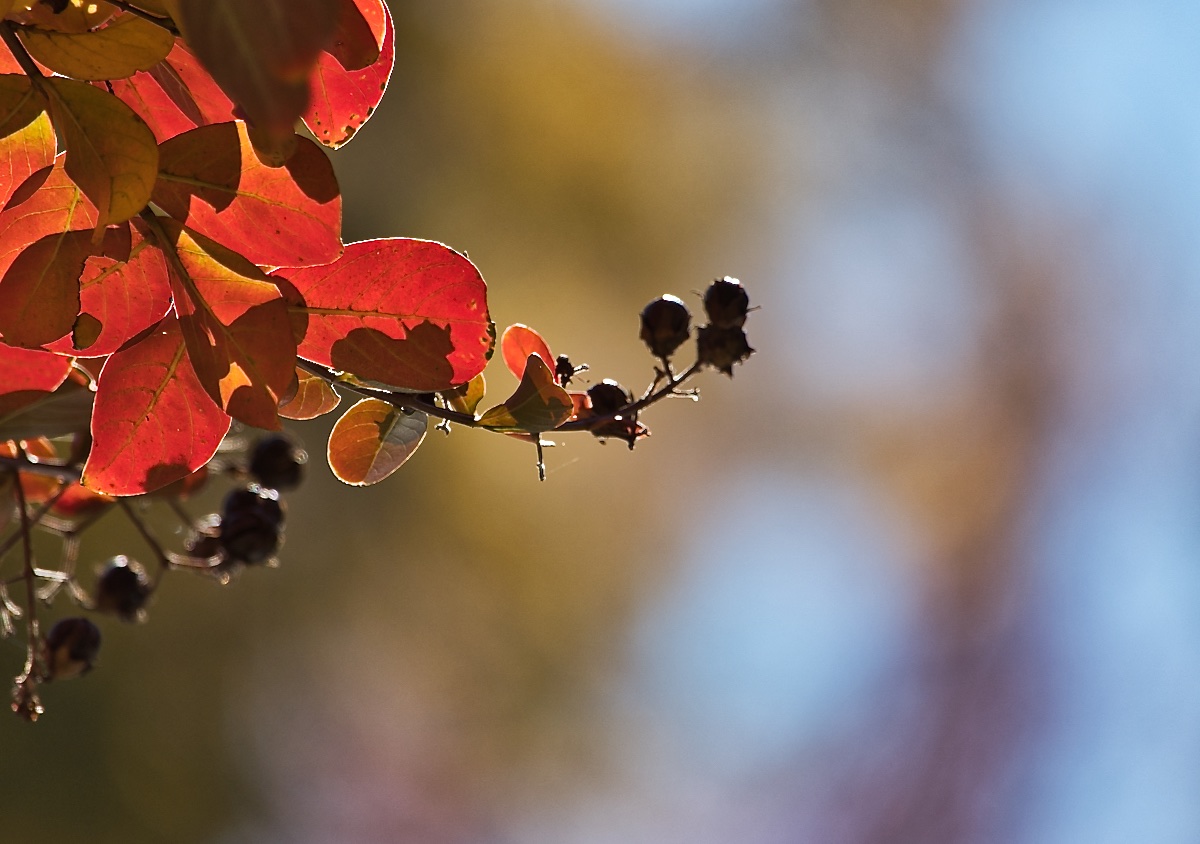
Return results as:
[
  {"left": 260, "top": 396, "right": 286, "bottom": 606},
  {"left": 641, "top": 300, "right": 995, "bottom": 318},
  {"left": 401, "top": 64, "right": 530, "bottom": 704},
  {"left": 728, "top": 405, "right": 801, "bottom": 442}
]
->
[
  {"left": 587, "top": 380, "right": 630, "bottom": 415},
  {"left": 248, "top": 435, "right": 306, "bottom": 491},
  {"left": 703, "top": 277, "right": 750, "bottom": 329},
  {"left": 639, "top": 295, "right": 691, "bottom": 359},
  {"left": 219, "top": 489, "right": 284, "bottom": 565},
  {"left": 94, "top": 556, "right": 151, "bottom": 622},
  {"left": 42, "top": 617, "right": 101, "bottom": 681},
  {"left": 696, "top": 325, "right": 754, "bottom": 377}
]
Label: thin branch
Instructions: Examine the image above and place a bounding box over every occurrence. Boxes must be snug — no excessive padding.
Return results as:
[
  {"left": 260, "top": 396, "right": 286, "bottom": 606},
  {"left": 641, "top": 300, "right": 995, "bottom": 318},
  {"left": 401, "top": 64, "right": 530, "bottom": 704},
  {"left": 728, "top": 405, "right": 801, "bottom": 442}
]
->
[
  {"left": 0, "top": 21, "right": 45, "bottom": 82},
  {"left": 117, "top": 499, "right": 171, "bottom": 576},
  {"left": 107, "top": 0, "right": 180, "bottom": 35}
]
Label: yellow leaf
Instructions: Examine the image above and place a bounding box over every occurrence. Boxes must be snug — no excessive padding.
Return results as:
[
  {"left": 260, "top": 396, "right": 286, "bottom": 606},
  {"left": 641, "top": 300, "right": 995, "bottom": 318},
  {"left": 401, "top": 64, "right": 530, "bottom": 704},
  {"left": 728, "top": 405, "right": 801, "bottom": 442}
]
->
[
  {"left": 19, "top": 14, "right": 174, "bottom": 81},
  {"left": 45, "top": 77, "right": 158, "bottom": 227}
]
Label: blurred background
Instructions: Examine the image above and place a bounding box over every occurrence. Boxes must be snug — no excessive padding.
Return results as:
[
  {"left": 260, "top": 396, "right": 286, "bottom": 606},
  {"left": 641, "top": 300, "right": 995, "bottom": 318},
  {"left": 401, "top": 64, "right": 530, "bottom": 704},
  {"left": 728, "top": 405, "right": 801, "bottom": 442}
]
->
[{"left": 6, "top": 0, "right": 1200, "bottom": 841}]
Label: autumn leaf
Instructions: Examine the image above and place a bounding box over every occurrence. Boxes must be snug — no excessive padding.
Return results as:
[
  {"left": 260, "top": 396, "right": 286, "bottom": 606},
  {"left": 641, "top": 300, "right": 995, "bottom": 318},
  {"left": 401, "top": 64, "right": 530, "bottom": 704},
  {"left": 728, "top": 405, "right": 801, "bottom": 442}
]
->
[
  {"left": 500, "top": 323, "right": 554, "bottom": 381},
  {"left": 109, "top": 42, "right": 237, "bottom": 143},
  {"left": 169, "top": 0, "right": 339, "bottom": 142},
  {"left": 325, "top": 0, "right": 380, "bottom": 71},
  {"left": 327, "top": 397, "right": 427, "bottom": 485},
  {"left": 0, "top": 342, "right": 73, "bottom": 396},
  {"left": 303, "top": 0, "right": 394, "bottom": 148},
  {"left": 43, "top": 219, "right": 171, "bottom": 357},
  {"left": 277, "top": 238, "right": 493, "bottom": 391},
  {"left": 478, "top": 354, "right": 573, "bottom": 433},
  {"left": 154, "top": 121, "right": 342, "bottom": 267},
  {"left": 0, "top": 160, "right": 98, "bottom": 276},
  {"left": 0, "top": 228, "right": 97, "bottom": 347},
  {"left": 17, "top": 13, "right": 174, "bottom": 81},
  {"left": 442, "top": 372, "right": 485, "bottom": 416},
  {"left": 0, "top": 74, "right": 55, "bottom": 206},
  {"left": 44, "top": 76, "right": 158, "bottom": 227},
  {"left": 278, "top": 367, "right": 341, "bottom": 420},
  {"left": 12, "top": 1, "right": 114, "bottom": 33},
  {"left": 84, "top": 315, "right": 230, "bottom": 496},
  {"left": 160, "top": 220, "right": 295, "bottom": 430}
]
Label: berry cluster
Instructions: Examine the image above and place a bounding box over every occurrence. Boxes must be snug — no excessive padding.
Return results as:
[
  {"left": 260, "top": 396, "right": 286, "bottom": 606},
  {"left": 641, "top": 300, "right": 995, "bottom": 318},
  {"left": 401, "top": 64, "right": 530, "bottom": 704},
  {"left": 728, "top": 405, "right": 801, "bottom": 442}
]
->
[{"left": 3, "top": 434, "right": 306, "bottom": 720}]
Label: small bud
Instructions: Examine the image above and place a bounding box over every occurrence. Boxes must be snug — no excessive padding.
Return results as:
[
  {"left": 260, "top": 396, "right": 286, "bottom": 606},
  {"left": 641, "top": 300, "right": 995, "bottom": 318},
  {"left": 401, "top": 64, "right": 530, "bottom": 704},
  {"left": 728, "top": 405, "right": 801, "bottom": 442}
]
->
[
  {"left": 248, "top": 435, "right": 306, "bottom": 491},
  {"left": 555, "top": 354, "right": 587, "bottom": 387},
  {"left": 696, "top": 325, "right": 754, "bottom": 377},
  {"left": 41, "top": 617, "right": 101, "bottom": 682},
  {"left": 639, "top": 295, "right": 691, "bottom": 359},
  {"left": 587, "top": 380, "right": 630, "bottom": 415},
  {"left": 94, "top": 556, "right": 151, "bottom": 622},
  {"left": 703, "top": 277, "right": 750, "bottom": 329}
]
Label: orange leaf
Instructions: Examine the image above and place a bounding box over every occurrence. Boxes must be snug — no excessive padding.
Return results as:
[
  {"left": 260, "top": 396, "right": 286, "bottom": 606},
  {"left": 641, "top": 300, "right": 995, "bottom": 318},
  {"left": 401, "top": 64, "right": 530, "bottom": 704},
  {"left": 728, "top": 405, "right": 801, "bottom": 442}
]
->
[
  {"left": 44, "top": 77, "right": 158, "bottom": 227},
  {"left": 278, "top": 367, "right": 341, "bottom": 420},
  {"left": 161, "top": 221, "right": 295, "bottom": 430},
  {"left": 500, "top": 323, "right": 554, "bottom": 381},
  {"left": 0, "top": 74, "right": 55, "bottom": 207},
  {"left": 327, "top": 398, "right": 426, "bottom": 486},
  {"left": 154, "top": 121, "right": 342, "bottom": 267}
]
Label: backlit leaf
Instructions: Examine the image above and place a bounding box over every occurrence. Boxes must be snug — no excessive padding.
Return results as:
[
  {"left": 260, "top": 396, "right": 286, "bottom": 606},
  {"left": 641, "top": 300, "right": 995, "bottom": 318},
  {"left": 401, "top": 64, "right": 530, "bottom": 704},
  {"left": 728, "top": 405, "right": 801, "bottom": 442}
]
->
[
  {"left": 18, "top": 13, "right": 174, "bottom": 80},
  {"left": 327, "top": 397, "right": 426, "bottom": 486},
  {"left": 43, "top": 219, "right": 171, "bottom": 357},
  {"left": 45, "top": 76, "right": 158, "bottom": 227},
  {"left": 161, "top": 220, "right": 295, "bottom": 430},
  {"left": 0, "top": 229, "right": 97, "bottom": 347},
  {"left": 442, "top": 372, "right": 485, "bottom": 416},
  {"left": 500, "top": 323, "right": 553, "bottom": 381},
  {"left": 325, "top": 0, "right": 380, "bottom": 71},
  {"left": 84, "top": 315, "right": 230, "bottom": 495},
  {"left": 0, "top": 161, "right": 96, "bottom": 278},
  {"left": 278, "top": 367, "right": 341, "bottom": 420},
  {"left": 0, "top": 74, "right": 55, "bottom": 207},
  {"left": 276, "top": 238, "right": 493, "bottom": 391},
  {"left": 109, "top": 42, "right": 237, "bottom": 143},
  {"left": 478, "top": 354, "right": 573, "bottom": 433},
  {"left": 12, "top": 1, "right": 114, "bottom": 32},
  {"left": 303, "top": 0, "right": 393, "bottom": 148},
  {"left": 154, "top": 121, "right": 342, "bottom": 267},
  {"left": 0, "top": 342, "right": 72, "bottom": 395},
  {"left": 170, "top": 0, "right": 338, "bottom": 141}
]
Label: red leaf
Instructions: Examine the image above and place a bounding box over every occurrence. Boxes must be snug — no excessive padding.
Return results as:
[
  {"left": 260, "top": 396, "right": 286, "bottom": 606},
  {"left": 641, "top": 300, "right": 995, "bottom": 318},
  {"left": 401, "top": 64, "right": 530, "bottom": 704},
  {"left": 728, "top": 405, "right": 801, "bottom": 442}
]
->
[
  {"left": 83, "top": 315, "right": 231, "bottom": 496},
  {"left": 0, "top": 161, "right": 98, "bottom": 281},
  {"left": 500, "top": 324, "right": 554, "bottom": 381},
  {"left": 162, "top": 221, "right": 295, "bottom": 430},
  {"left": 172, "top": 0, "right": 339, "bottom": 142},
  {"left": 109, "top": 42, "right": 237, "bottom": 143},
  {"left": 153, "top": 121, "right": 342, "bottom": 267},
  {"left": 327, "top": 398, "right": 426, "bottom": 486},
  {"left": 302, "top": 0, "right": 393, "bottom": 148},
  {"left": 278, "top": 367, "right": 341, "bottom": 420},
  {"left": 325, "top": 0, "right": 379, "bottom": 71},
  {"left": 0, "top": 342, "right": 73, "bottom": 396},
  {"left": 43, "top": 219, "right": 171, "bottom": 357},
  {"left": 277, "top": 238, "right": 493, "bottom": 391}
]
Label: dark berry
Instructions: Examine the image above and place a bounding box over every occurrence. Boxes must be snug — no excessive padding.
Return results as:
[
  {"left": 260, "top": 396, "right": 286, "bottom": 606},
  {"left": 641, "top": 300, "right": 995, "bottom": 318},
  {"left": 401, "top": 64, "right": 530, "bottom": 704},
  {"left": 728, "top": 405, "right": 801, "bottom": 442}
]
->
[
  {"left": 587, "top": 380, "right": 630, "bottom": 415},
  {"left": 42, "top": 617, "right": 101, "bottom": 681},
  {"left": 248, "top": 435, "right": 306, "bottom": 491},
  {"left": 702, "top": 277, "right": 750, "bottom": 329},
  {"left": 696, "top": 325, "right": 754, "bottom": 377},
  {"left": 222, "top": 488, "right": 284, "bottom": 527},
  {"left": 94, "top": 556, "right": 151, "bottom": 622},
  {"left": 639, "top": 295, "right": 691, "bottom": 359},
  {"left": 219, "top": 514, "right": 280, "bottom": 565}
]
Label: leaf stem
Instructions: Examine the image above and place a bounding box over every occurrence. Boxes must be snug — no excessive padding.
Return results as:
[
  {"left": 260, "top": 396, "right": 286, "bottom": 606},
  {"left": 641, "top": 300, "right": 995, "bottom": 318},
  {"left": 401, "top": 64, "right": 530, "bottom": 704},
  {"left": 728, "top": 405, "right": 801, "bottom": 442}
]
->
[
  {"left": 0, "top": 21, "right": 44, "bottom": 83},
  {"left": 108, "top": 0, "right": 181, "bottom": 35}
]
